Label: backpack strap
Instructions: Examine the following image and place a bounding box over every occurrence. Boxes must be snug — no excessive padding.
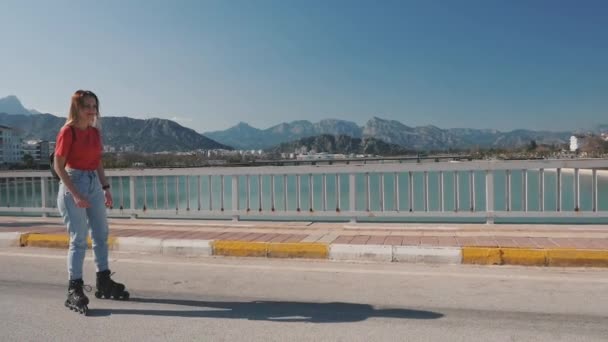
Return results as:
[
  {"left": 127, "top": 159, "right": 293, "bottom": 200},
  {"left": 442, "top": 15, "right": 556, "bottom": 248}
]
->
[{"left": 49, "top": 125, "right": 78, "bottom": 179}]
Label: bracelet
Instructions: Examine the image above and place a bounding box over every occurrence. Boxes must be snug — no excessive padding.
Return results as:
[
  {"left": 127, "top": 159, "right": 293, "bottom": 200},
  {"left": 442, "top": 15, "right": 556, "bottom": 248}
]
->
[{"left": 102, "top": 184, "right": 111, "bottom": 190}]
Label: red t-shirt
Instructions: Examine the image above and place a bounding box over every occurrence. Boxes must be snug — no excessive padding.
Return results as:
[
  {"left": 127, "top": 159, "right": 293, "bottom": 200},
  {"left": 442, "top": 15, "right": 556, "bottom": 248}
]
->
[{"left": 55, "top": 125, "right": 102, "bottom": 170}]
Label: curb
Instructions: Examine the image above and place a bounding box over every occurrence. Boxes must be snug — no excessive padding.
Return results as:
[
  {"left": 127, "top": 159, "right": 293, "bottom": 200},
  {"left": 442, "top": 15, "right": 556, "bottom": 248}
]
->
[
  {"left": 462, "top": 247, "right": 608, "bottom": 267},
  {"left": 8, "top": 232, "right": 608, "bottom": 267},
  {"left": 162, "top": 239, "right": 212, "bottom": 257},
  {"left": 329, "top": 244, "right": 392, "bottom": 262},
  {"left": 393, "top": 246, "right": 462, "bottom": 264},
  {"left": 0, "top": 232, "right": 22, "bottom": 247},
  {"left": 19, "top": 233, "right": 117, "bottom": 249},
  {"left": 115, "top": 237, "right": 162, "bottom": 254},
  {"left": 213, "top": 241, "right": 329, "bottom": 259}
]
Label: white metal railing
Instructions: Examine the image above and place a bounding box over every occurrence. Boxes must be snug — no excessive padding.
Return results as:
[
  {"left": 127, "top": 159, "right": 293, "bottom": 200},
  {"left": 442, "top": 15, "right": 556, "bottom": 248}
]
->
[{"left": 0, "top": 159, "right": 607, "bottom": 223}]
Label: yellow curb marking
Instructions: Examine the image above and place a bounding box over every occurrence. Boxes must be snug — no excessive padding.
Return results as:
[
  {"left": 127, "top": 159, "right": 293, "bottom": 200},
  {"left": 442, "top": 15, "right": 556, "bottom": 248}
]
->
[
  {"left": 462, "top": 247, "right": 502, "bottom": 265},
  {"left": 546, "top": 249, "right": 608, "bottom": 267},
  {"left": 213, "top": 241, "right": 267, "bottom": 257},
  {"left": 501, "top": 248, "right": 546, "bottom": 266},
  {"left": 20, "top": 233, "right": 116, "bottom": 249},
  {"left": 462, "top": 247, "right": 608, "bottom": 267},
  {"left": 268, "top": 242, "right": 328, "bottom": 259},
  {"left": 212, "top": 240, "right": 329, "bottom": 259}
]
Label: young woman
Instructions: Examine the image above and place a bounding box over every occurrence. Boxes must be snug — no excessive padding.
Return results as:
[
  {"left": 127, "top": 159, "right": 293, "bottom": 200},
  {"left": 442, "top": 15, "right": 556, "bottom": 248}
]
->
[{"left": 54, "top": 90, "right": 129, "bottom": 315}]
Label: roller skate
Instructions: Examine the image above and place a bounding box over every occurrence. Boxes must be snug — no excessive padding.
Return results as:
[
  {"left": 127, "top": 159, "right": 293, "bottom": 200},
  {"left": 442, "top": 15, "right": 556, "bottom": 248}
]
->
[
  {"left": 64, "top": 279, "right": 90, "bottom": 315},
  {"left": 95, "top": 270, "right": 130, "bottom": 300}
]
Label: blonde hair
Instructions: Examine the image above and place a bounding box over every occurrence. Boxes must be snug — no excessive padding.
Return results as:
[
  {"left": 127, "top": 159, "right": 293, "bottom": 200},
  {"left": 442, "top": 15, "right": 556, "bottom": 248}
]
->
[{"left": 65, "top": 89, "right": 101, "bottom": 129}]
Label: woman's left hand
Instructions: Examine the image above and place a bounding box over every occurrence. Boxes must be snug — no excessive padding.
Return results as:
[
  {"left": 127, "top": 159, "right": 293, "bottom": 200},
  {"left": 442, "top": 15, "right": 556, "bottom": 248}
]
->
[{"left": 104, "top": 189, "right": 113, "bottom": 208}]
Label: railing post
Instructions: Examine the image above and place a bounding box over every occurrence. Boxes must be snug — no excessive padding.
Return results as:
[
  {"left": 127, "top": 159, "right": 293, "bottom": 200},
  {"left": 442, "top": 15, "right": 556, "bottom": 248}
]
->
[
  {"left": 349, "top": 173, "right": 356, "bottom": 223},
  {"left": 522, "top": 169, "right": 528, "bottom": 212},
  {"left": 592, "top": 169, "right": 598, "bottom": 212},
  {"left": 505, "top": 170, "right": 511, "bottom": 212},
  {"left": 154, "top": 176, "right": 159, "bottom": 210},
  {"left": 40, "top": 177, "right": 48, "bottom": 217},
  {"left": 454, "top": 171, "right": 459, "bottom": 212},
  {"left": 556, "top": 168, "right": 562, "bottom": 212},
  {"left": 574, "top": 168, "right": 580, "bottom": 211},
  {"left": 394, "top": 172, "right": 399, "bottom": 212},
  {"left": 336, "top": 174, "right": 341, "bottom": 212},
  {"left": 271, "top": 174, "right": 276, "bottom": 211},
  {"left": 380, "top": 173, "right": 385, "bottom": 212},
  {"left": 539, "top": 169, "right": 544, "bottom": 212},
  {"left": 408, "top": 171, "right": 414, "bottom": 212},
  {"left": 470, "top": 171, "right": 475, "bottom": 212},
  {"left": 185, "top": 176, "right": 189, "bottom": 211},
  {"left": 485, "top": 170, "right": 494, "bottom": 224},
  {"left": 309, "top": 174, "right": 314, "bottom": 212},
  {"left": 196, "top": 176, "right": 200, "bottom": 211},
  {"left": 296, "top": 175, "right": 301, "bottom": 212},
  {"left": 232, "top": 175, "right": 239, "bottom": 221},
  {"left": 365, "top": 172, "right": 370, "bottom": 212},
  {"left": 439, "top": 171, "right": 444, "bottom": 212},
  {"left": 284, "top": 175, "right": 288, "bottom": 211},
  {"left": 423, "top": 171, "right": 428, "bottom": 212},
  {"left": 129, "top": 176, "right": 137, "bottom": 219},
  {"left": 221, "top": 175, "right": 225, "bottom": 211}
]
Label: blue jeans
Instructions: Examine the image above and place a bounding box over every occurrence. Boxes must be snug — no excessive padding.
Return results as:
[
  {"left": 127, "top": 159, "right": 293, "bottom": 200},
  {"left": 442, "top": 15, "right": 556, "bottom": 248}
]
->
[{"left": 57, "top": 169, "right": 109, "bottom": 280}]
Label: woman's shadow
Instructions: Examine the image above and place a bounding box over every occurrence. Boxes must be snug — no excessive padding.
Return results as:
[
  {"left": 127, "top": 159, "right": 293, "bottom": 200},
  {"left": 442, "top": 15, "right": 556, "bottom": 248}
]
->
[{"left": 88, "top": 297, "right": 443, "bottom": 323}]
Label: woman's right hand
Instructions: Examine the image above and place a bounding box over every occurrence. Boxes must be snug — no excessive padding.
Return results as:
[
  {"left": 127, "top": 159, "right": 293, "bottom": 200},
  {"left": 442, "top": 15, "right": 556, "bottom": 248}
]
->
[{"left": 73, "top": 193, "right": 91, "bottom": 208}]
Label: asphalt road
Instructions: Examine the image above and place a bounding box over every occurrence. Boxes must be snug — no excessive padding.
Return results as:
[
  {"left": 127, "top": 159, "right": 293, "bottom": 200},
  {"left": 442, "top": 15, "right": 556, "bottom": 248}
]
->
[{"left": 1, "top": 247, "right": 607, "bottom": 341}]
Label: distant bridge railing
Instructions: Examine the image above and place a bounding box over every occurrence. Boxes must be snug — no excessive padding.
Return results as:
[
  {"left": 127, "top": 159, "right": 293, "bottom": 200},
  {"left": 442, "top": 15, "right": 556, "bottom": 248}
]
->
[{"left": 0, "top": 159, "right": 607, "bottom": 223}]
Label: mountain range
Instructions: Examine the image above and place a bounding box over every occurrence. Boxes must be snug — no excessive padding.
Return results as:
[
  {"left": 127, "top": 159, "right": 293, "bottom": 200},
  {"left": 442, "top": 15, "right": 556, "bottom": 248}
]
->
[
  {"left": 0, "top": 112, "right": 231, "bottom": 152},
  {"left": 0, "top": 97, "right": 230, "bottom": 152},
  {"left": 269, "top": 134, "right": 413, "bottom": 156},
  {"left": 205, "top": 118, "right": 574, "bottom": 151},
  {"left": 1, "top": 95, "right": 600, "bottom": 153}
]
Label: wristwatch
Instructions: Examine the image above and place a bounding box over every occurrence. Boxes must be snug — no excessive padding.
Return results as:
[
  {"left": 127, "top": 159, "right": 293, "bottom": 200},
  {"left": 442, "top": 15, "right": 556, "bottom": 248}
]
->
[{"left": 102, "top": 184, "right": 111, "bottom": 190}]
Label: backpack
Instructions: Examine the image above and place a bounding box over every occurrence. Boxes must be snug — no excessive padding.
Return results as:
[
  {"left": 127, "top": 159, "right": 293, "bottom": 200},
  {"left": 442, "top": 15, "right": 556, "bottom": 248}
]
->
[{"left": 50, "top": 126, "right": 76, "bottom": 181}]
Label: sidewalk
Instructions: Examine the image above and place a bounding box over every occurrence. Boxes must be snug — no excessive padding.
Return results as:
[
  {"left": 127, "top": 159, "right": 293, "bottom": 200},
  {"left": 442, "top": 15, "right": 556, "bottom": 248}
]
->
[{"left": 1, "top": 216, "right": 607, "bottom": 267}]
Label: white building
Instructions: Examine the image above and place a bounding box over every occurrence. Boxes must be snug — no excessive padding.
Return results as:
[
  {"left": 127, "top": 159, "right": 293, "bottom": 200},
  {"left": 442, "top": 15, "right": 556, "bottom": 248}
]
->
[
  {"left": 103, "top": 145, "right": 116, "bottom": 153},
  {"left": 569, "top": 136, "right": 578, "bottom": 152},
  {"left": 0, "top": 125, "right": 23, "bottom": 164},
  {"left": 120, "top": 144, "right": 135, "bottom": 152},
  {"left": 22, "top": 140, "right": 51, "bottom": 165}
]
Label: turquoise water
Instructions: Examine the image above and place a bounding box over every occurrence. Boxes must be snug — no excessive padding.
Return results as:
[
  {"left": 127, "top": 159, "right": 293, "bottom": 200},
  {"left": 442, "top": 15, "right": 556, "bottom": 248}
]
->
[{"left": 110, "top": 170, "right": 608, "bottom": 213}]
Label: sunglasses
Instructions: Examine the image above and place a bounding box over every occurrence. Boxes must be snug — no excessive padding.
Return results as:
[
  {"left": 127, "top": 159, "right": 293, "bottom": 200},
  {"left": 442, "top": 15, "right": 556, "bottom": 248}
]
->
[{"left": 74, "top": 89, "right": 96, "bottom": 96}]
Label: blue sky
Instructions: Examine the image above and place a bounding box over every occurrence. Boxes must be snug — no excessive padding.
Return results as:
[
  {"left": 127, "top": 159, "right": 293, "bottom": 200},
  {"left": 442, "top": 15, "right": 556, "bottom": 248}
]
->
[{"left": 1, "top": 0, "right": 606, "bottom": 133}]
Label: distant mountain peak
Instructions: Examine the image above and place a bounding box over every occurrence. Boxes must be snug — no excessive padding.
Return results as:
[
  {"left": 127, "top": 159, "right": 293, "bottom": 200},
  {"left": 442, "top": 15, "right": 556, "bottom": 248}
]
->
[
  {"left": 0, "top": 95, "right": 32, "bottom": 115},
  {"left": 226, "top": 122, "right": 261, "bottom": 133},
  {"left": 235, "top": 121, "right": 256, "bottom": 129}
]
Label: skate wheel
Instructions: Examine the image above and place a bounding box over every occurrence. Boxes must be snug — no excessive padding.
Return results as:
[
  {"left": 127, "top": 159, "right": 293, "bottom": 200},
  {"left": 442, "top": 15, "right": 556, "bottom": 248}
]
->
[
  {"left": 94, "top": 291, "right": 102, "bottom": 299},
  {"left": 122, "top": 291, "right": 130, "bottom": 300}
]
